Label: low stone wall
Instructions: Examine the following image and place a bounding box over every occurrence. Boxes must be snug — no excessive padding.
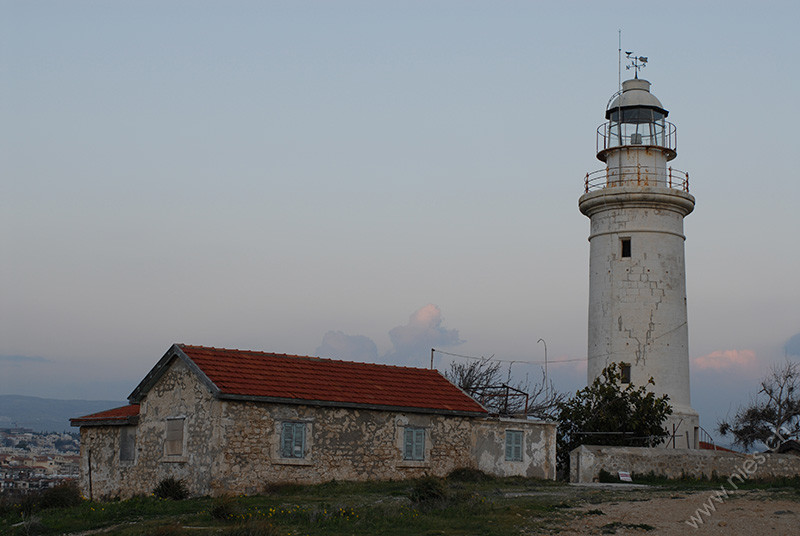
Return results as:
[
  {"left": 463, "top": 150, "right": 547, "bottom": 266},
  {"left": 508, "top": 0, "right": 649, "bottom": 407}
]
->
[{"left": 570, "top": 445, "right": 800, "bottom": 483}]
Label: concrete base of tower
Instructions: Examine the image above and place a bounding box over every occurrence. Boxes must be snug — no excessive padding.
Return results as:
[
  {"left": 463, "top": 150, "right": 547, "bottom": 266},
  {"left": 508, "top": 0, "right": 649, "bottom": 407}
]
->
[{"left": 662, "top": 408, "right": 700, "bottom": 449}]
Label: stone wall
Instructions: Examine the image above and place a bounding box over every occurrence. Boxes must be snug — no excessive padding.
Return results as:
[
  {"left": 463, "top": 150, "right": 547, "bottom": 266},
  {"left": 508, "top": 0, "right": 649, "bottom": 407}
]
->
[
  {"left": 570, "top": 444, "right": 800, "bottom": 484},
  {"left": 79, "top": 359, "right": 556, "bottom": 499}
]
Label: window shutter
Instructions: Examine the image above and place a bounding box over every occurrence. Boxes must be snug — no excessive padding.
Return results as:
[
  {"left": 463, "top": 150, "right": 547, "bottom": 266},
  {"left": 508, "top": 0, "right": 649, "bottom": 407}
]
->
[
  {"left": 293, "top": 423, "right": 305, "bottom": 458},
  {"left": 404, "top": 429, "right": 413, "bottom": 459},
  {"left": 506, "top": 430, "right": 523, "bottom": 461},
  {"left": 165, "top": 418, "right": 184, "bottom": 456},
  {"left": 414, "top": 429, "right": 424, "bottom": 461},
  {"left": 281, "top": 422, "right": 293, "bottom": 458},
  {"left": 281, "top": 422, "right": 306, "bottom": 458}
]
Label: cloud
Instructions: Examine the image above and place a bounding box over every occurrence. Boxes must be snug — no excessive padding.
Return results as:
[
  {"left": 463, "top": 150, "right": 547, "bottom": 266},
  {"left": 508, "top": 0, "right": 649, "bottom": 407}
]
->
[
  {"left": 692, "top": 349, "right": 757, "bottom": 371},
  {"left": 0, "top": 354, "right": 50, "bottom": 364},
  {"left": 385, "top": 304, "right": 463, "bottom": 365},
  {"left": 315, "top": 304, "right": 463, "bottom": 368},
  {"left": 785, "top": 332, "right": 800, "bottom": 358},
  {"left": 315, "top": 331, "right": 378, "bottom": 362}
]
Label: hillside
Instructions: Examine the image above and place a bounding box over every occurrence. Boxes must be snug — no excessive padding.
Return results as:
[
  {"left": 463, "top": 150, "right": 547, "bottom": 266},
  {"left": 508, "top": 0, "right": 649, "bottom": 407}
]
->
[{"left": 0, "top": 395, "right": 126, "bottom": 433}]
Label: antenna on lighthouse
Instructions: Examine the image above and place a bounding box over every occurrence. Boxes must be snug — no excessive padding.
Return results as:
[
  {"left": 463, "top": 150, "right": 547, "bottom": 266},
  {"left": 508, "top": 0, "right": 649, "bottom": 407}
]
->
[
  {"left": 618, "top": 30, "right": 622, "bottom": 97},
  {"left": 625, "top": 51, "right": 648, "bottom": 78}
]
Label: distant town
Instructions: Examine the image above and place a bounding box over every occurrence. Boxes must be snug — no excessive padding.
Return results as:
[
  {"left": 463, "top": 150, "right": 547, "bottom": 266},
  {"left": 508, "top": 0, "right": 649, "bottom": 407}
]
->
[{"left": 0, "top": 427, "right": 80, "bottom": 494}]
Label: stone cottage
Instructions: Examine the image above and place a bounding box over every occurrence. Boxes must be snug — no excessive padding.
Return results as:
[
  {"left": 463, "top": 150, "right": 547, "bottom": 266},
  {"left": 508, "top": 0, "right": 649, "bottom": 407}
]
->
[{"left": 71, "top": 344, "right": 556, "bottom": 499}]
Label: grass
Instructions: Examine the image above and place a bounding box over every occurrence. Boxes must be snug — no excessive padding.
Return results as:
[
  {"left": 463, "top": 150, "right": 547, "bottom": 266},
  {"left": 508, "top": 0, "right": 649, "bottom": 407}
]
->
[{"left": 1, "top": 475, "right": 798, "bottom": 536}]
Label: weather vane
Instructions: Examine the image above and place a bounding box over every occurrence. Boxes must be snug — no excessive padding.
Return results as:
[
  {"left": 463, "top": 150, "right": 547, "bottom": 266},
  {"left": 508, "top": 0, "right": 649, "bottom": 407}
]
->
[{"left": 625, "top": 51, "right": 648, "bottom": 78}]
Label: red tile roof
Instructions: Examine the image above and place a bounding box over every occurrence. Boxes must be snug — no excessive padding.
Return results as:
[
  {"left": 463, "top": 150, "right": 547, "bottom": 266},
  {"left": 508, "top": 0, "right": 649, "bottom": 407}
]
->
[
  {"left": 178, "top": 344, "right": 486, "bottom": 415},
  {"left": 70, "top": 405, "right": 140, "bottom": 427}
]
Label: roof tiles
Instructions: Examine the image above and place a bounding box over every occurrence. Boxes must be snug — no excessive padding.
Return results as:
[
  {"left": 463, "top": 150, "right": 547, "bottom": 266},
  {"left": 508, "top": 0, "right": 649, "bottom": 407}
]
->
[
  {"left": 180, "top": 345, "right": 486, "bottom": 415},
  {"left": 70, "top": 405, "right": 140, "bottom": 426}
]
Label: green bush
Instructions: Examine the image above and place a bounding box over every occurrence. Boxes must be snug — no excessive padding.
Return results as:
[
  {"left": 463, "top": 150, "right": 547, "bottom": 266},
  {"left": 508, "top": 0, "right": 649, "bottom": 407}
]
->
[
  {"left": 153, "top": 477, "right": 188, "bottom": 500},
  {"left": 210, "top": 496, "right": 240, "bottom": 521},
  {"left": 597, "top": 469, "right": 616, "bottom": 483},
  {"left": 409, "top": 476, "right": 448, "bottom": 508},
  {"left": 447, "top": 467, "right": 492, "bottom": 482},
  {"left": 39, "top": 482, "right": 83, "bottom": 509}
]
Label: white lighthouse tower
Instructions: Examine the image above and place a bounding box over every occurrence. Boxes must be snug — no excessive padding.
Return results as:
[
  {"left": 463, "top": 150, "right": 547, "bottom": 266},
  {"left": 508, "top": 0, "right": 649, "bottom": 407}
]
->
[{"left": 579, "top": 68, "right": 699, "bottom": 449}]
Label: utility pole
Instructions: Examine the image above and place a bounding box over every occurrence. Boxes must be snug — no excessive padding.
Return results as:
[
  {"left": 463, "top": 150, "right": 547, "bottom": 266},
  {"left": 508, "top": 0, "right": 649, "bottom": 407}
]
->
[{"left": 537, "top": 338, "right": 548, "bottom": 400}]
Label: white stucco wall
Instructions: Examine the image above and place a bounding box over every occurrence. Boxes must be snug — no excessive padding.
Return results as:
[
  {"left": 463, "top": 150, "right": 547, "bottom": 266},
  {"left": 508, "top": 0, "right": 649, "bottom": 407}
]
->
[{"left": 579, "top": 185, "right": 698, "bottom": 448}]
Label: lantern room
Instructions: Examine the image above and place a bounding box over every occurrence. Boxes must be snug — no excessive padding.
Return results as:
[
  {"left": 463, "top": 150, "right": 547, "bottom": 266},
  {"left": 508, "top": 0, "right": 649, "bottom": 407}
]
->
[{"left": 596, "top": 78, "right": 677, "bottom": 162}]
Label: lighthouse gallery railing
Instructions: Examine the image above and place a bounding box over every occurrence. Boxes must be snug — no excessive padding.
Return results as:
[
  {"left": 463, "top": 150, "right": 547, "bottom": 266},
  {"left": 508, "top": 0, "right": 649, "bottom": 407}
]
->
[{"left": 584, "top": 166, "right": 689, "bottom": 193}]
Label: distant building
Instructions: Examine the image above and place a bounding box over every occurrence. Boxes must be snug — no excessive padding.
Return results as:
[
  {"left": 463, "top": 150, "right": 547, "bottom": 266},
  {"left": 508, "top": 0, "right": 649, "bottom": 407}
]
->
[{"left": 72, "top": 344, "right": 556, "bottom": 499}]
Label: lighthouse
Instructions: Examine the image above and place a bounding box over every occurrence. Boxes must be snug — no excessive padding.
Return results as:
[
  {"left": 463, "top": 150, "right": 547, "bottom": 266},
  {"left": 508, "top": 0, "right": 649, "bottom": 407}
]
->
[{"left": 579, "top": 72, "right": 699, "bottom": 449}]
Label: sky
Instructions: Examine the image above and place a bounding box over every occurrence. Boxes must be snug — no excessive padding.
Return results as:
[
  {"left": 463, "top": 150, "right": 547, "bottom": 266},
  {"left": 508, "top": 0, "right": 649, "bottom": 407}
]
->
[{"left": 1, "top": 1, "right": 798, "bottom": 444}]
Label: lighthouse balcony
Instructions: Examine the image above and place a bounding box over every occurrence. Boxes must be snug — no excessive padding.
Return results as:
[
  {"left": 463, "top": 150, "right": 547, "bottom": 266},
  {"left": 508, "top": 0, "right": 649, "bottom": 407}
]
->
[
  {"left": 596, "top": 120, "right": 677, "bottom": 162},
  {"left": 583, "top": 166, "right": 689, "bottom": 194}
]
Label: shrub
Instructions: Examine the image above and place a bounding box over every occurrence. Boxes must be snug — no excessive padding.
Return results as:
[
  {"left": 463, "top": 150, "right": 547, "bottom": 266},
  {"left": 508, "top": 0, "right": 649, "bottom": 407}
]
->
[
  {"left": 210, "top": 496, "right": 240, "bottom": 521},
  {"left": 409, "top": 476, "right": 448, "bottom": 508},
  {"left": 447, "top": 467, "right": 492, "bottom": 483},
  {"left": 153, "top": 477, "right": 188, "bottom": 500},
  {"left": 0, "top": 495, "right": 16, "bottom": 519},
  {"left": 39, "top": 482, "right": 83, "bottom": 509},
  {"left": 597, "top": 469, "right": 616, "bottom": 483}
]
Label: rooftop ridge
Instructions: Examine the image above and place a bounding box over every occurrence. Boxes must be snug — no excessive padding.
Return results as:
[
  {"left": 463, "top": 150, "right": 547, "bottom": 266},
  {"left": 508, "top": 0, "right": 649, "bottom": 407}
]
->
[{"left": 177, "top": 343, "right": 442, "bottom": 373}]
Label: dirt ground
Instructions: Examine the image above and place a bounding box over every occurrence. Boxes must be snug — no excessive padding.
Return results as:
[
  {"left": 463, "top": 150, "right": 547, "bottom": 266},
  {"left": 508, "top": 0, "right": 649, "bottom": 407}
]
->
[{"left": 555, "top": 486, "right": 799, "bottom": 535}]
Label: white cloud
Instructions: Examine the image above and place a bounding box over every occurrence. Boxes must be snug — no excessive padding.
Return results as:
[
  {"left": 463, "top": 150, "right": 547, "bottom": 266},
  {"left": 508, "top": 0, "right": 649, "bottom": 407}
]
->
[
  {"left": 316, "top": 304, "right": 463, "bottom": 368},
  {"left": 315, "top": 331, "right": 378, "bottom": 362},
  {"left": 692, "top": 349, "right": 757, "bottom": 371},
  {"left": 385, "top": 304, "right": 463, "bottom": 365}
]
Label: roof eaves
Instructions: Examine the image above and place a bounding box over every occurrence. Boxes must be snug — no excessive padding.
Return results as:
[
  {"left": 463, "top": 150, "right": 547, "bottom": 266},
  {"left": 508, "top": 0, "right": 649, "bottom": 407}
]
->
[
  {"left": 128, "top": 344, "right": 220, "bottom": 403},
  {"left": 216, "top": 393, "right": 487, "bottom": 417},
  {"left": 70, "top": 415, "right": 140, "bottom": 428}
]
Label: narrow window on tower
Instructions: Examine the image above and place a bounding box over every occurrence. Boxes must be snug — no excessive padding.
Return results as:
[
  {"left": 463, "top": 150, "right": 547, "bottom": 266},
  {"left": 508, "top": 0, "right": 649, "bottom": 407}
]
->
[
  {"left": 620, "top": 363, "right": 631, "bottom": 384},
  {"left": 621, "top": 238, "right": 632, "bottom": 258}
]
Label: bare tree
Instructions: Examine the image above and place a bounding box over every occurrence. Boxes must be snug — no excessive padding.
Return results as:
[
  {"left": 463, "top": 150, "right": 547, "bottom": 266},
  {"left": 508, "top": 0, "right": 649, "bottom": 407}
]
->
[
  {"left": 718, "top": 360, "right": 800, "bottom": 450},
  {"left": 445, "top": 359, "right": 563, "bottom": 419}
]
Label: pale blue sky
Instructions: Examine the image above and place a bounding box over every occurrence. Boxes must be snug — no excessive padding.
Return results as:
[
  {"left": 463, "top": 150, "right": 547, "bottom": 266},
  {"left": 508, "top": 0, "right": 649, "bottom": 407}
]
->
[{"left": 2, "top": 1, "right": 798, "bottom": 442}]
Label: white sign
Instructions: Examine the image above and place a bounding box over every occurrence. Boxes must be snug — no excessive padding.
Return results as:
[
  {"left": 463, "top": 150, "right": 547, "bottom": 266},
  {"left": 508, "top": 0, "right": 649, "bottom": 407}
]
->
[{"left": 618, "top": 471, "right": 632, "bottom": 482}]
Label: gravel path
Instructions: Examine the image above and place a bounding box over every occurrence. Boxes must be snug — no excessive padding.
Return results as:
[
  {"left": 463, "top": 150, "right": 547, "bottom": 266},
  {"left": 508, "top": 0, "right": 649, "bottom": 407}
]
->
[{"left": 557, "top": 489, "right": 799, "bottom": 535}]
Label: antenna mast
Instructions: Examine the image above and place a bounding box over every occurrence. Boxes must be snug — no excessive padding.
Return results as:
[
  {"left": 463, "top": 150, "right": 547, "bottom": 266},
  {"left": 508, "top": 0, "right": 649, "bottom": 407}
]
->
[{"left": 618, "top": 30, "right": 622, "bottom": 98}]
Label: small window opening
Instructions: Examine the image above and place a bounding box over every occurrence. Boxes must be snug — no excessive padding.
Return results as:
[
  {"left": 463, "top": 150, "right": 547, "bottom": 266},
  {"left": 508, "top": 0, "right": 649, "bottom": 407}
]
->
[
  {"left": 165, "top": 417, "right": 184, "bottom": 456},
  {"left": 120, "top": 427, "right": 136, "bottom": 462},
  {"left": 620, "top": 364, "right": 632, "bottom": 384},
  {"left": 621, "top": 238, "right": 631, "bottom": 258}
]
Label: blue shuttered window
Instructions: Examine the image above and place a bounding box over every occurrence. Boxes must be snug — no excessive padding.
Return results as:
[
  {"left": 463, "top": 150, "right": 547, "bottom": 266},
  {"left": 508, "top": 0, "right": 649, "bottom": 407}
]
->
[
  {"left": 281, "top": 422, "right": 306, "bottom": 458},
  {"left": 404, "top": 427, "right": 425, "bottom": 461},
  {"left": 505, "top": 430, "right": 523, "bottom": 461}
]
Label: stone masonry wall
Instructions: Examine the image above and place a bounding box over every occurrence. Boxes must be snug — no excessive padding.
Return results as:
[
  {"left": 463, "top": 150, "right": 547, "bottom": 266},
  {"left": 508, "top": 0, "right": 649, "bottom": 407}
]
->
[
  {"left": 570, "top": 445, "right": 800, "bottom": 484},
  {"left": 79, "top": 358, "right": 556, "bottom": 499}
]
